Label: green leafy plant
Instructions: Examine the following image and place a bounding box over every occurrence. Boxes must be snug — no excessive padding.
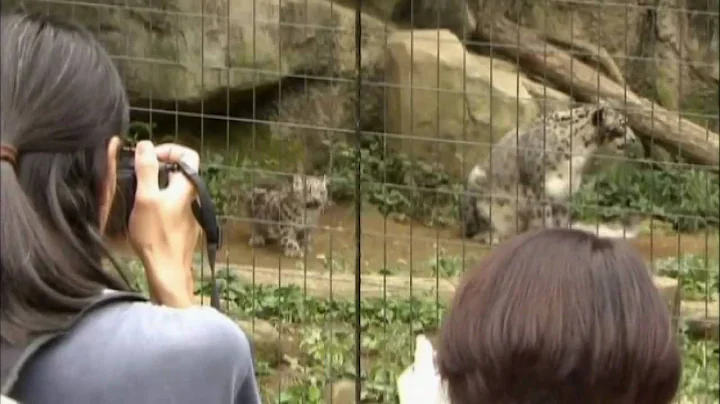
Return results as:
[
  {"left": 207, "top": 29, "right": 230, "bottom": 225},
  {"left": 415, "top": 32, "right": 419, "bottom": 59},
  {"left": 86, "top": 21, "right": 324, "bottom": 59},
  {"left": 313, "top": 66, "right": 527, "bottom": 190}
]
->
[
  {"left": 326, "top": 138, "right": 462, "bottom": 226},
  {"left": 127, "top": 119, "right": 720, "bottom": 234},
  {"left": 127, "top": 121, "right": 156, "bottom": 142},
  {"left": 572, "top": 163, "right": 719, "bottom": 232},
  {"left": 655, "top": 255, "right": 720, "bottom": 302},
  {"left": 201, "top": 151, "right": 283, "bottom": 219},
  {"left": 427, "top": 251, "right": 465, "bottom": 278},
  {"left": 220, "top": 283, "right": 717, "bottom": 404},
  {"left": 122, "top": 256, "right": 718, "bottom": 403},
  {"left": 677, "top": 325, "right": 720, "bottom": 401},
  {"left": 326, "top": 138, "right": 719, "bottom": 233}
]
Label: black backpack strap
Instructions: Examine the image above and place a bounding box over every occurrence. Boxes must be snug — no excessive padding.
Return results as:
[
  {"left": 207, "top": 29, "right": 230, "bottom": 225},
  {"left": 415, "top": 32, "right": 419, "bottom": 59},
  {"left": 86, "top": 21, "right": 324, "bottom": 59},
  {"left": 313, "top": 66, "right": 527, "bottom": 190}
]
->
[
  {"left": 176, "top": 160, "right": 223, "bottom": 311},
  {"left": 0, "top": 291, "right": 148, "bottom": 397},
  {"left": 0, "top": 333, "right": 60, "bottom": 397}
]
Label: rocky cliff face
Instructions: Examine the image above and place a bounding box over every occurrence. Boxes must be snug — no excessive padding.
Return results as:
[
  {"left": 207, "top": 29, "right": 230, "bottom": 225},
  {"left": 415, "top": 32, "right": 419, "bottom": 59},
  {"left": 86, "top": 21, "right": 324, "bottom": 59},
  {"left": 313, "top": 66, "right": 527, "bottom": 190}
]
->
[{"left": 7, "top": 0, "right": 719, "bottom": 171}]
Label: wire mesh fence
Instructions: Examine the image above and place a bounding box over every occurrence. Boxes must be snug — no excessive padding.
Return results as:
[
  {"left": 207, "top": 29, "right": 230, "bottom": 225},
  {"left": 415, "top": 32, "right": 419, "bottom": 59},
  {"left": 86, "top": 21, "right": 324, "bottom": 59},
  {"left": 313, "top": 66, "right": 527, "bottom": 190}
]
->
[{"left": 7, "top": 0, "right": 719, "bottom": 402}]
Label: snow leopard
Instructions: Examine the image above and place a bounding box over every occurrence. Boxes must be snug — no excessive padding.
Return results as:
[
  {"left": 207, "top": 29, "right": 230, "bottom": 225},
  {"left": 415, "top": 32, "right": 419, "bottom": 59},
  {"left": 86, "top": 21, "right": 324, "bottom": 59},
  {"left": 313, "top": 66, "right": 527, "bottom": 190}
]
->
[
  {"left": 246, "top": 173, "right": 329, "bottom": 258},
  {"left": 461, "top": 101, "right": 642, "bottom": 244}
]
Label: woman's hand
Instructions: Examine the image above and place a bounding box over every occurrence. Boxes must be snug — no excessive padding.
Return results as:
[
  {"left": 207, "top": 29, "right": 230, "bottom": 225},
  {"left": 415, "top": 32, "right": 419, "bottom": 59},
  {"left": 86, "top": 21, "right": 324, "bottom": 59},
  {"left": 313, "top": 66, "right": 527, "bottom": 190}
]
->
[{"left": 127, "top": 141, "right": 201, "bottom": 308}]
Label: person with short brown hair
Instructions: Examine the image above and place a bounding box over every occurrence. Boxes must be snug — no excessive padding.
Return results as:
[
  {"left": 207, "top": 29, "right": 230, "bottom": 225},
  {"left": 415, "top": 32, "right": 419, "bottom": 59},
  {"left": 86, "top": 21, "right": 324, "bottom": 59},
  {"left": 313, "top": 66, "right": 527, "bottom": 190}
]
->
[{"left": 436, "top": 228, "right": 681, "bottom": 404}]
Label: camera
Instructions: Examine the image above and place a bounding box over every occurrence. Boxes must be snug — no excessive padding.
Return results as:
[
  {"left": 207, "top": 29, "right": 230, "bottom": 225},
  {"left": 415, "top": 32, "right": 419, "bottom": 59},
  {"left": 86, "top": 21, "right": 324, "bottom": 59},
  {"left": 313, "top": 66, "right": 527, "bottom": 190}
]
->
[{"left": 104, "top": 146, "right": 173, "bottom": 239}]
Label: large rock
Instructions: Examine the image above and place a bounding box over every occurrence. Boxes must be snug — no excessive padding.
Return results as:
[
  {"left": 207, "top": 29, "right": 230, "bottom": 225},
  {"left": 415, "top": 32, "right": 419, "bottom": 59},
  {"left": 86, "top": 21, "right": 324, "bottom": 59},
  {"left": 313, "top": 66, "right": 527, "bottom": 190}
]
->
[
  {"left": 331, "top": 0, "right": 476, "bottom": 40},
  {"left": 521, "top": 79, "right": 574, "bottom": 113},
  {"left": 266, "top": 59, "right": 387, "bottom": 170},
  {"left": 388, "top": 0, "right": 477, "bottom": 40},
  {"left": 384, "top": 29, "right": 538, "bottom": 177},
  {"left": 12, "top": 0, "right": 387, "bottom": 104},
  {"left": 267, "top": 83, "right": 357, "bottom": 170}
]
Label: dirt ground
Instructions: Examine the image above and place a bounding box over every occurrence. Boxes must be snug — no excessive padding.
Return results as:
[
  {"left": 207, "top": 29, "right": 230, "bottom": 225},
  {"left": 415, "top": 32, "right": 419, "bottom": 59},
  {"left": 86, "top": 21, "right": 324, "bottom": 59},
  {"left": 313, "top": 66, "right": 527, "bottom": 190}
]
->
[{"left": 214, "top": 203, "right": 719, "bottom": 275}]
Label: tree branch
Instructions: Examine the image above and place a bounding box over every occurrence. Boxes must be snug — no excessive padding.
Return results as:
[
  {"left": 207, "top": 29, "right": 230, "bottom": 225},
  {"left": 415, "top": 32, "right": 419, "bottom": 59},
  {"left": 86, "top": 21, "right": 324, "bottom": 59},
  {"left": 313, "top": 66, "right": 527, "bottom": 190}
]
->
[{"left": 474, "top": 16, "right": 719, "bottom": 167}]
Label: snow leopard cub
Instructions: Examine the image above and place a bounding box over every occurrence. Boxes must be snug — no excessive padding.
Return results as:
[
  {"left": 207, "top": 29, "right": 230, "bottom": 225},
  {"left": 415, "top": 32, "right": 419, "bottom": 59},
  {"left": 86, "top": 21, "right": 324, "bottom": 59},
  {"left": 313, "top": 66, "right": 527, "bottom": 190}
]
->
[{"left": 246, "top": 173, "right": 329, "bottom": 258}]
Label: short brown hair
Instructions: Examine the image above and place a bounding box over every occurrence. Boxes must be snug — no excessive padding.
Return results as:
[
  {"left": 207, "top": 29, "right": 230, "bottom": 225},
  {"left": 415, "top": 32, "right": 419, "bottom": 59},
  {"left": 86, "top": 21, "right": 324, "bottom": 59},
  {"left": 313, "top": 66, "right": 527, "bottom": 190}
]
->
[{"left": 436, "top": 229, "right": 681, "bottom": 404}]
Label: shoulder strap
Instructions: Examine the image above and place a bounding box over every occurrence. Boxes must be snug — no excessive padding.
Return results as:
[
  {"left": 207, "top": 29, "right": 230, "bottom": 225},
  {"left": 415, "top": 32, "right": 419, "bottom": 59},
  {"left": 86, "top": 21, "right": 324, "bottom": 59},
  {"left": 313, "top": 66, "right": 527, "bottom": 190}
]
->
[{"left": 0, "top": 291, "right": 148, "bottom": 396}]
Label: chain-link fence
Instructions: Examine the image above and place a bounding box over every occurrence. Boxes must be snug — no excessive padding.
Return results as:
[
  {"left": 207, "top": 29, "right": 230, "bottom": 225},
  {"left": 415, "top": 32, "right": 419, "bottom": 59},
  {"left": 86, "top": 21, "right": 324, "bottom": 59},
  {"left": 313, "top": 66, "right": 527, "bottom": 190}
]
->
[{"left": 7, "top": 0, "right": 719, "bottom": 402}]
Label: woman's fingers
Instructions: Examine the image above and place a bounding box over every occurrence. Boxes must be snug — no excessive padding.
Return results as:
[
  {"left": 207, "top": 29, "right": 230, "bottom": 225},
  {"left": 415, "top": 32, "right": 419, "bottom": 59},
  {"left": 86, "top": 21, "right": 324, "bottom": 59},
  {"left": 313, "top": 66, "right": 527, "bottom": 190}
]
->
[
  {"left": 133, "top": 141, "right": 160, "bottom": 202},
  {"left": 154, "top": 143, "right": 200, "bottom": 170},
  {"left": 134, "top": 141, "right": 199, "bottom": 205},
  {"left": 154, "top": 143, "right": 200, "bottom": 204}
]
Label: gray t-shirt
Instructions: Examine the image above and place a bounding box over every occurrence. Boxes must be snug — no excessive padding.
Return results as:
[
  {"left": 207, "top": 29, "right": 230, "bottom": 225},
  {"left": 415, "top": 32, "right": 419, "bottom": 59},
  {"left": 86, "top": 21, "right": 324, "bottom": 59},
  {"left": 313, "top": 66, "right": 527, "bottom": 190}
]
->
[{"left": 12, "top": 301, "right": 261, "bottom": 404}]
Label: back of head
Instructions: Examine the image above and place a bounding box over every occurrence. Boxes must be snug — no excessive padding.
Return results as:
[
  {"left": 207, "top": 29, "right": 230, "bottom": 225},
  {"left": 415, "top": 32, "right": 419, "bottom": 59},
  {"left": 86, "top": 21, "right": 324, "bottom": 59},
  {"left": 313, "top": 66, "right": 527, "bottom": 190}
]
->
[
  {"left": 0, "top": 12, "right": 130, "bottom": 344},
  {"left": 436, "top": 229, "right": 681, "bottom": 404}
]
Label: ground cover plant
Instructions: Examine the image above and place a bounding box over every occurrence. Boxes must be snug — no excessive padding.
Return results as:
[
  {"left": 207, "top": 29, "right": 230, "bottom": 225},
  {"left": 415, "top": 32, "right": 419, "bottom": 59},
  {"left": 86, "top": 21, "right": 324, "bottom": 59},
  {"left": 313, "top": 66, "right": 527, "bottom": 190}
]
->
[{"left": 122, "top": 254, "right": 719, "bottom": 404}]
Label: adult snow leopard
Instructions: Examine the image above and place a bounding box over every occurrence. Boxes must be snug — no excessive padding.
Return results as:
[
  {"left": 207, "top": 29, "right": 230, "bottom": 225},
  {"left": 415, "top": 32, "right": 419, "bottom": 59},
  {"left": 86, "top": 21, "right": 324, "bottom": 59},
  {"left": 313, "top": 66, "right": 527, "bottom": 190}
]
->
[{"left": 460, "top": 102, "right": 642, "bottom": 244}]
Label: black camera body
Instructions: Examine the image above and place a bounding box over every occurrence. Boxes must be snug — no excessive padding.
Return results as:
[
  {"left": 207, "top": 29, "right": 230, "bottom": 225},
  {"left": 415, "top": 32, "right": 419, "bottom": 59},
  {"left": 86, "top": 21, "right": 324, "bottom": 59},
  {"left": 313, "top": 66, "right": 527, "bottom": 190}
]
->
[
  {"left": 107, "top": 145, "right": 221, "bottom": 247},
  {"left": 105, "top": 147, "right": 172, "bottom": 238}
]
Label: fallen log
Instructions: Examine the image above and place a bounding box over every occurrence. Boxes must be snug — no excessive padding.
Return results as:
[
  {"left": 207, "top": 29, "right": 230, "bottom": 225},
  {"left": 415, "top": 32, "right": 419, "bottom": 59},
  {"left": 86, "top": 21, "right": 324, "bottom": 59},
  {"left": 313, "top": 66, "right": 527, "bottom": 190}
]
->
[
  {"left": 541, "top": 34, "right": 626, "bottom": 87},
  {"left": 474, "top": 17, "right": 719, "bottom": 167}
]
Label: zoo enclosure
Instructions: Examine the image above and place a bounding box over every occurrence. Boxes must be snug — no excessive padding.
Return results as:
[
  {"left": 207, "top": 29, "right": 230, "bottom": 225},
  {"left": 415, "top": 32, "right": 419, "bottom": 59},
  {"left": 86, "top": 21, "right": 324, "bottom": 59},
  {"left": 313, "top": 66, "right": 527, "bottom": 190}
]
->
[{"left": 8, "top": 0, "right": 720, "bottom": 402}]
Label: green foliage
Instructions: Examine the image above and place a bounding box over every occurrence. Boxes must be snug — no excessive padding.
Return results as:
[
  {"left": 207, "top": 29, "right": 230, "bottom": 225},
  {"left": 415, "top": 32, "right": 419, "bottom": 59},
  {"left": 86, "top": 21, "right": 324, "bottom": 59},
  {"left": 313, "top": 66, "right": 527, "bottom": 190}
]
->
[
  {"left": 322, "top": 135, "right": 719, "bottom": 233},
  {"left": 427, "top": 252, "right": 465, "bottom": 278},
  {"left": 196, "top": 268, "right": 440, "bottom": 403},
  {"left": 200, "top": 274, "right": 443, "bottom": 332},
  {"left": 326, "top": 138, "right": 463, "bottom": 226},
  {"left": 201, "top": 151, "right": 281, "bottom": 219},
  {"left": 655, "top": 254, "right": 720, "bottom": 302},
  {"left": 572, "top": 162, "right": 720, "bottom": 232},
  {"left": 680, "top": 86, "right": 720, "bottom": 135},
  {"left": 678, "top": 328, "right": 720, "bottom": 401},
  {"left": 122, "top": 255, "right": 719, "bottom": 403},
  {"left": 192, "top": 265, "right": 716, "bottom": 404},
  {"left": 307, "top": 136, "right": 720, "bottom": 232},
  {"left": 231, "top": 287, "right": 439, "bottom": 403},
  {"left": 126, "top": 120, "right": 719, "bottom": 234},
  {"left": 126, "top": 121, "right": 156, "bottom": 141}
]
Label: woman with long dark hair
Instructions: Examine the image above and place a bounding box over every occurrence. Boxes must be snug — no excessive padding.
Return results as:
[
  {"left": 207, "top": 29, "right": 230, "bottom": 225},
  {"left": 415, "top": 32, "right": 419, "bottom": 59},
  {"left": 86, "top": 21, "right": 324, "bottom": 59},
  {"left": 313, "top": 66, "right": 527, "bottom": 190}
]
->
[{"left": 0, "top": 12, "right": 260, "bottom": 403}]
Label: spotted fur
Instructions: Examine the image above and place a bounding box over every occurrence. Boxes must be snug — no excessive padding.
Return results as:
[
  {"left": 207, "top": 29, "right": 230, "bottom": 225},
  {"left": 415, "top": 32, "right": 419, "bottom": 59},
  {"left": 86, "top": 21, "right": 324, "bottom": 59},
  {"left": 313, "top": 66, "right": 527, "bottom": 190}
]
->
[
  {"left": 246, "top": 174, "right": 329, "bottom": 258},
  {"left": 461, "top": 102, "right": 642, "bottom": 243}
]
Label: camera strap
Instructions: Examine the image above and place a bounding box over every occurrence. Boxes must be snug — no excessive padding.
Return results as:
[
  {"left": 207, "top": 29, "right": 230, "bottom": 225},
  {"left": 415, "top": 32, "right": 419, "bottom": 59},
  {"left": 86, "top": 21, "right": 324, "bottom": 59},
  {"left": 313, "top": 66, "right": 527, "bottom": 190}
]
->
[{"left": 172, "top": 160, "right": 223, "bottom": 311}]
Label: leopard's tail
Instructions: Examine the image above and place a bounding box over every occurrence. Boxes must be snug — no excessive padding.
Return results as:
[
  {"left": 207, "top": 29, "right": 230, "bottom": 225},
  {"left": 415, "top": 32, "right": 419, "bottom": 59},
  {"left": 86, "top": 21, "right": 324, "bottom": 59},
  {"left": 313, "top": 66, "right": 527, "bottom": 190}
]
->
[{"left": 570, "top": 215, "right": 643, "bottom": 239}]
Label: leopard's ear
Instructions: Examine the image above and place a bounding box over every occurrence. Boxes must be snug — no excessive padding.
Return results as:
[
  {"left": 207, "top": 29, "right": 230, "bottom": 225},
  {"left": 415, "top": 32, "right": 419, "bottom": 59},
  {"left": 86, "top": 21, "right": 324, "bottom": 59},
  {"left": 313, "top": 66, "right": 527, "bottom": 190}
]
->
[
  {"left": 591, "top": 104, "right": 606, "bottom": 127},
  {"left": 591, "top": 99, "right": 613, "bottom": 127}
]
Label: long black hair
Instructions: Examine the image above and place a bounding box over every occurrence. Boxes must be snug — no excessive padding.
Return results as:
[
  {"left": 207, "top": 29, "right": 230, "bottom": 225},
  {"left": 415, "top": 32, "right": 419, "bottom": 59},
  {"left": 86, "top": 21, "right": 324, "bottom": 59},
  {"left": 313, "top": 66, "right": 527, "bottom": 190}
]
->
[{"left": 1, "top": 12, "right": 132, "bottom": 344}]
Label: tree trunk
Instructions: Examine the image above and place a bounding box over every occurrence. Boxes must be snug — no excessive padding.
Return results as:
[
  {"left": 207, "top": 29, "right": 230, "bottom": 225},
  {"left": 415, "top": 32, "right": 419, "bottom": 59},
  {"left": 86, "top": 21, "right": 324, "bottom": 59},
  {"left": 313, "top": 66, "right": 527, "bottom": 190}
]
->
[
  {"left": 629, "top": 0, "right": 692, "bottom": 111},
  {"left": 474, "top": 16, "right": 719, "bottom": 167},
  {"left": 542, "top": 34, "right": 626, "bottom": 87}
]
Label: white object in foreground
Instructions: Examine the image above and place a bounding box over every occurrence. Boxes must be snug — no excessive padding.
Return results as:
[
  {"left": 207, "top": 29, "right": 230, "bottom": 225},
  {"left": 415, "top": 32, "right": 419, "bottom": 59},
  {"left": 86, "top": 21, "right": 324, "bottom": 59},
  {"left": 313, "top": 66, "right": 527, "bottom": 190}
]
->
[{"left": 397, "top": 334, "right": 451, "bottom": 404}]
